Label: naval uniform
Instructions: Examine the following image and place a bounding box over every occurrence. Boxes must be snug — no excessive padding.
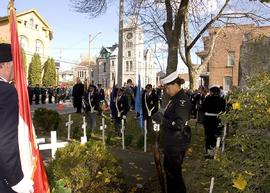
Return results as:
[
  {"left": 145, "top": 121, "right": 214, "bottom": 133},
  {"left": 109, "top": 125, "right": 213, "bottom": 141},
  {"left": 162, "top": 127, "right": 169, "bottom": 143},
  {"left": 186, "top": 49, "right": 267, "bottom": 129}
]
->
[
  {"left": 142, "top": 90, "right": 158, "bottom": 136},
  {"left": 0, "top": 77, "right": 24, "bottom": 193},
  {"left": 112, "top": 94, "right": 130, "bottom": 135},
  {"left": 202, "top": 93, "right": 226, "bottom": 154},
  {"left": 83, "top": 90, "right": 99, "bottom": 131},
  {"left": 161, "top": 89, "right": 191, "bottom": 193}
]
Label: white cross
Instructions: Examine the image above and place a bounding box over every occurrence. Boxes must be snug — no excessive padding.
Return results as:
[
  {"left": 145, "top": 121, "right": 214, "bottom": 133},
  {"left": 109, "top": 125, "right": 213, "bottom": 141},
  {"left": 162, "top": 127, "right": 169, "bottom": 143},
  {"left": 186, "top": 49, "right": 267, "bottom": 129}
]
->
[
  {"left": 36, "top": 138, "right": 45, "bottom": 144},
  {"left": 214, "top": 137, "right": 221, "bottom": 159},
  {"left": 100, "top": 117, "right": 107, "bottom": 145},
  {"left": 222, "top": 124, "right": 227, "bottom": 152},
  {"left": 121, "top": 119, "right": 125, "bottom": 150},
  {"left": 144, "top": 120, "right": 147, "bottom": 152},
  {"left": 81, "top": 116, "right": 87, "bottom": 144},
  {"left": 65, "top": 114, "right": 73, "bottom": 140},
  {"left": 38, "top": 131, "right": 68, "bottom": 159},
  {"left": 209, "top": 177, "right": 215, "bottom": 193}
]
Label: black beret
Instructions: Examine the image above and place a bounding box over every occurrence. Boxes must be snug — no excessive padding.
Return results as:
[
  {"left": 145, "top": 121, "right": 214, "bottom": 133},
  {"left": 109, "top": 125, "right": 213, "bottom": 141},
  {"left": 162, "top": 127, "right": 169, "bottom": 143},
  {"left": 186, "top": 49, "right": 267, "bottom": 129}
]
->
[
  {"left": 145, "top": 84, "right": 152, "bottom": 89},
  {"left": 0, "top": 43, "right": 12, "bottom": 63},
  {"left": 210, "top": 86, "right": 220, "bottom": 94}
]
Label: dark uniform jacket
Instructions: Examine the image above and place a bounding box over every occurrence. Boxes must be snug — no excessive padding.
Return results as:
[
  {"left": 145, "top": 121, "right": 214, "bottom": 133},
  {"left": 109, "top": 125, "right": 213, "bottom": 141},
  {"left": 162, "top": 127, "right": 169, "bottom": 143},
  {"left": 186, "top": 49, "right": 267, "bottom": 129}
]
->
[
  {"left": 0, "top": 81, "right": 23, "bottom": 193},
  {"left": 202, "top": 94, "right": 226, "bottom": 114},
  {"left": 83, "top": 91, "right": 99, "bottom": 112},
  {"left": 142, "top": 90, "right": 158, "bottom": 119},
  {"left": 112, "top": 94, "right": 130, "bottom": 119},
  {"left": 72, "top": 83, "right": 84, "bottom": 107},
  {"left": 162, "top": 89, "right": 192, "bottom": 151}
]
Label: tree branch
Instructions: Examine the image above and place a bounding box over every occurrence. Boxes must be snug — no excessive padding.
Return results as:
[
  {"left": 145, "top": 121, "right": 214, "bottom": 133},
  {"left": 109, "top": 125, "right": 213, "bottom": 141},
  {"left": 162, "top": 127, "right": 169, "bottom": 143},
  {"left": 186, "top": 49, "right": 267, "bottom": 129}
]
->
[{"left": 187, "top": 0, "right": 230, "bottom": 51}]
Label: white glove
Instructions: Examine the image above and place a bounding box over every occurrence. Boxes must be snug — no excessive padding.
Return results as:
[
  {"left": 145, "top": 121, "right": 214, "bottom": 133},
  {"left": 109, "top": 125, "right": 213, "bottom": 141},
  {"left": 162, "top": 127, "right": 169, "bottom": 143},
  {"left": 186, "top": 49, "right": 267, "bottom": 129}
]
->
[
  {"left": 11, "top": 177, "right": 34, "bottom": 193},
  {"left": 122, "top": 115, "right": 127, "bottom": 120}
]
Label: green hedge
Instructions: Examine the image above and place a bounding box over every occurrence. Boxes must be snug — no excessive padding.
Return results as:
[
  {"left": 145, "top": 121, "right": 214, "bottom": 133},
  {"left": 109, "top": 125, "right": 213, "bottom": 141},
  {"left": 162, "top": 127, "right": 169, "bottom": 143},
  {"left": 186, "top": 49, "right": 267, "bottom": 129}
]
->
[
  {"left": 33, "top": 108, "right": 61, "bottom": 132},
  {"left": 47, "top": 141, "right": 123, "bottom": 193}
]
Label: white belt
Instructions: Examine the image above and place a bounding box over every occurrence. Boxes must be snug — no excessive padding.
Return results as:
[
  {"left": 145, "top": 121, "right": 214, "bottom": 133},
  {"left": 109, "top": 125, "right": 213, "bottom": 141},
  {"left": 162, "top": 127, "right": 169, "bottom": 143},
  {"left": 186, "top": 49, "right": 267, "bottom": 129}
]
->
[{"left": 205, "top": 112, "right": 219, "bottom": 117}]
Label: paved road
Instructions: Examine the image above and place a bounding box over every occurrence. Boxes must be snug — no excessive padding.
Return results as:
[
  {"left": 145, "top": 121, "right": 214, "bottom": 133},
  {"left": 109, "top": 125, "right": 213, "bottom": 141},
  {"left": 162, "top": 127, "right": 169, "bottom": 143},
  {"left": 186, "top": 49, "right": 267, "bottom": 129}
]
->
[{"left": 30, "top": 101, "right": 76, "bottom": 115}]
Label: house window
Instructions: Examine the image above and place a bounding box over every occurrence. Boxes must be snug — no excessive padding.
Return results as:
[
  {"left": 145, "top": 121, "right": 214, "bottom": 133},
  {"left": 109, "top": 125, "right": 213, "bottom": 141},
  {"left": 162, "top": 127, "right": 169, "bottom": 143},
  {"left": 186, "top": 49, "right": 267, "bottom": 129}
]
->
[
  {"left": 128, "top": 51, "right": 131, "bottom": 57},
  {"left": 35, "top": 39, "right": 44, "bottom": 55},
  {"left": 35, "top": 24, "right": 39, "bottom": 30},
  {"left": 112, "top": 72, "right": 115, "bottom": 80},
  {"left": 103, "top": 63, "right": 106, "bottom": 72},
  {"left": 130, "top": 61, "right": 133, "bottom": 71},
  {"left": 91, "top": 70, "right": 94, "bottom": 77},
  {"left": 19, "top": 35, "right": 28, "bottom": 51},
  {"left": 24, "top": 21, "right": 27, "bottom": 26},
  {"left": 126, "top": 61, "right": 129, "bottom": 72},
  {"left": 227, "top": 51, "right": 235, "bottom": 67},
  {"left": 112, "top": 61, "right": 115, "bottom": 67},
  {"left": 224, "top": 76, "right": 232, "bottom": 91},
  {"left": 29, "top": 18, "right": 34, "bottom": 29}
]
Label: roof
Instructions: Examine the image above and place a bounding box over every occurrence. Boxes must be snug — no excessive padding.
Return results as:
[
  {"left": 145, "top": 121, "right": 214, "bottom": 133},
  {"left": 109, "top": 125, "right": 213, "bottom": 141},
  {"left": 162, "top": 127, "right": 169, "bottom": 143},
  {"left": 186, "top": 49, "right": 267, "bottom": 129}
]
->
[{"left": 0, "top": 9, "right": 53, "bottom": 39}]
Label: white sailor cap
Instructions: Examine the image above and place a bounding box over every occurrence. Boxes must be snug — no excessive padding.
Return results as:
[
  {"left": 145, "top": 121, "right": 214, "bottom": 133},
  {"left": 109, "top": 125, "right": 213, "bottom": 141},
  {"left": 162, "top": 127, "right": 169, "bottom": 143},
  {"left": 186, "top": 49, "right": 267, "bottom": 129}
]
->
[{"left": 161, "top": 71, "right": 185, "bottom": 85}]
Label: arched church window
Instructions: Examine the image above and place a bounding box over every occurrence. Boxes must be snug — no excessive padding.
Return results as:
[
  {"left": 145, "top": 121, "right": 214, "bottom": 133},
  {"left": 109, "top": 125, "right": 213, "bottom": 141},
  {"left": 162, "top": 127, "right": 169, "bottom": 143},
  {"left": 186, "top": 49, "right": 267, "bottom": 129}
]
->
[
  {"left": 19, "top": 35, "right": 28, "bottom": 51},
  {"left": 35, "top": 39, "right": 44, "bottom": 56}
]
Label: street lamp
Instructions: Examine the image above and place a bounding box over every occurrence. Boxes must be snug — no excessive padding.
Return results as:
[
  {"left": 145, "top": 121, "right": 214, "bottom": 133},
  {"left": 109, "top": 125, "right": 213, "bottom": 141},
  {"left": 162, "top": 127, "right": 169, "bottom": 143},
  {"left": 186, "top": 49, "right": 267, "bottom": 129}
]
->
[{"left": 88, "top": 32, "right": 102, "bottom": 84}]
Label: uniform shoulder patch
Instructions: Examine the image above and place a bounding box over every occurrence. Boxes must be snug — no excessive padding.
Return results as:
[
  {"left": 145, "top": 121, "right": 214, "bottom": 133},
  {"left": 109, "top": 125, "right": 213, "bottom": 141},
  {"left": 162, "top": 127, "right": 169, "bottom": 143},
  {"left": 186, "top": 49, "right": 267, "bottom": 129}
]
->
[{"left": 179, "top": 100, "right": 186, "bottom": 106}]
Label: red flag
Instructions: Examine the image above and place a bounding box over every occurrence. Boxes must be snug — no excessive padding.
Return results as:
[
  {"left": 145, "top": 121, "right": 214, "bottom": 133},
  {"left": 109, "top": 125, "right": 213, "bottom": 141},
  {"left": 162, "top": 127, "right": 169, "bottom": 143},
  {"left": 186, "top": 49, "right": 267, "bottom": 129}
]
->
[{"left": 9, "top": 5, "right": 50, "bottom": 193}]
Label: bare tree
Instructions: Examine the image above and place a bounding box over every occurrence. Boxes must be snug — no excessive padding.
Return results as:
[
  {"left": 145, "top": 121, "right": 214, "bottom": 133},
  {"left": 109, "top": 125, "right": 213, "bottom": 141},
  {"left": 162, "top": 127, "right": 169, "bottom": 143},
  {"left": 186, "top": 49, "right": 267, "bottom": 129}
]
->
[{"left": 71, "top": 0, "right": 270, "bottom": 89}]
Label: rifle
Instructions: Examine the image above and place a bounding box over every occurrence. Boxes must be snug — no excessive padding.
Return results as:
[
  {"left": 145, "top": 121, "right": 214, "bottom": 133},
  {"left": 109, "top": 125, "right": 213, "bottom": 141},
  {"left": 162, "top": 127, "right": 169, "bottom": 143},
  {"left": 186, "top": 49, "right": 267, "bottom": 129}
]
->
[{"left": 153, "top": 123, "right": 166, "bottom": 193}]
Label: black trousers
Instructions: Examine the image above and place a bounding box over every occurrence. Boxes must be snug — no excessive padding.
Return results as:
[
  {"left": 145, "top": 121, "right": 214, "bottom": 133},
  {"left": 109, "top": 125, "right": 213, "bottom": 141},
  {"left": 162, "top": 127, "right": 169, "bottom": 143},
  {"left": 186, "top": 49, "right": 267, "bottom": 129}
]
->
[
  {"left": 203, "top": 116, "right": 222, "bottom": 152},
  {"left": 164, "top": 149, "right": 186, "bottom": 193}
]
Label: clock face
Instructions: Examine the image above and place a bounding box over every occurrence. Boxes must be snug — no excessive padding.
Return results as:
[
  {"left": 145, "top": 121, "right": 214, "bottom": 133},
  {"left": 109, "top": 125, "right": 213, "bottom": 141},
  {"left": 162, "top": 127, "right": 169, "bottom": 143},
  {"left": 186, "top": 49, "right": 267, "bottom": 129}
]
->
[{"left": 126, "top": 32, "right": 133, "bottom": 40}]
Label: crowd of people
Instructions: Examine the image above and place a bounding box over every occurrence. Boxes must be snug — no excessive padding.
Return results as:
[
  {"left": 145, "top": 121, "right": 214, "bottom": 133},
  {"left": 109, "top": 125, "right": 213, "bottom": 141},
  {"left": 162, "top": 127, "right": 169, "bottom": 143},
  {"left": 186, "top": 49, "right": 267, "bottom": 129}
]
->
[
  {"left": 27, "top": 85, "right": 72, "bottom": 105},
  {"left": 71, "top": 74, "right": 227, "bottom": 193}
]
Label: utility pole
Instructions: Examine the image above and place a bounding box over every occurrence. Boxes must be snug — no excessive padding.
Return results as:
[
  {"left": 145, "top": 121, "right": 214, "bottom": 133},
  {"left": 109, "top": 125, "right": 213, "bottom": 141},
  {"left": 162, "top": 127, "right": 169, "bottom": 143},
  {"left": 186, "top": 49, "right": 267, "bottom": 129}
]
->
[{"left": 117, "top": 0, "right": 124, "bottom": 87}]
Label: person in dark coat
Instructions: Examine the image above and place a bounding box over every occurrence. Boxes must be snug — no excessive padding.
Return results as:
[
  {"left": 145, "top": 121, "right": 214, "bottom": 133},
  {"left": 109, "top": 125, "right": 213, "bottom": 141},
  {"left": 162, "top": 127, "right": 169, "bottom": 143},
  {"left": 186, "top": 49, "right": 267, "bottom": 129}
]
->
[
  {"left": 83, "top": 85, "right": 99, "bottom": 131},
  {"left": 142, "top": 84, "right": 158, "bottom": 137},
  {"left": 72, "top": 77, "right": 84, "bottom": 113},
  {"left": 48, "top": 86, "right": 54, "bottom": 104},
  {"left": 153, "top": 71, "right": 192, "bottom": 193},
  {"left": 202, "top": 86, "right": 226, "bottom": 158},
  {"left": 34, "top": 84, "right": 40, "bottom": 104},
  {"left": 112, "top": 88, "right": 130, "bottom": 136},
  {"left": 41, "top": 86, "right": 47, "bottom": 104},
  {"left": 27, "top": 85, "right": 33, "bottom": 105},
  {"left": 0, "top": 43, "right": 33, "bottom": 193}
]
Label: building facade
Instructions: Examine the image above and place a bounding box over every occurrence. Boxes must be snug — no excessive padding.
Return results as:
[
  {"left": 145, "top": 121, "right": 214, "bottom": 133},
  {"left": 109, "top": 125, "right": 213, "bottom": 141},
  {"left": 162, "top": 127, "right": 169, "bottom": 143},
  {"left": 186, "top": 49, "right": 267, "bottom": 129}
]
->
[
  {"left": 0, "top": 9, "right": 53, "bottom": 78},
  {"left": 95, "top": 22, "right": 156, "bottom": 89},
  {"left": 197, "top": 25, "right": 270, "bottom": 91}
]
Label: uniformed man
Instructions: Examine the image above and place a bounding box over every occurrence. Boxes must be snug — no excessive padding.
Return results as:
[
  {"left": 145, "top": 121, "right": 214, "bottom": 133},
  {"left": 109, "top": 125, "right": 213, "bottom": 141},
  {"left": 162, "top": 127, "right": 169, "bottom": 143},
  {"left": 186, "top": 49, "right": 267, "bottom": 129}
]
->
[
  {"left": 0, "top": 43, "right": 33, "bottom": 193},
  {"left": 142, "top": 84, "right": 158, "bottom": 137},
  {"left": 202, "top": 86, "right": 226, "bottom": 158},
  {"left": 41, "top": 86, "right": 47, "bottom": 104},
  {"left": 72, "top": 77, "right": 84, "bottom": 113},
  {"left": 34, "top": 84, "right": 40, "bottom": 104},
  {"left": 152, "top": 71, "right": 191, "bottom": 193},
  {"left": 83, "top": 85, "right": 99, "bottom": 131},
  {"left": 112, "top": 87, "right": 130, "bottom": 136},
  {"left": 47, "top": 85, "right": 54, "bottom": 104}
]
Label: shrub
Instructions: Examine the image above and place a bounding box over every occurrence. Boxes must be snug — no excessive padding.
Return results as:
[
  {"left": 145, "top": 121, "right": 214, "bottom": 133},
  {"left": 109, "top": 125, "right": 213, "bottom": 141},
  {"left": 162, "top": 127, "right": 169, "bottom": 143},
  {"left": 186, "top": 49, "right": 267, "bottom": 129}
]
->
[
  {"left": 125, "top": 134, "right": 134, "bottom": 147},
  {"left": 210, "top": 72, "right": 270, "bottom": 193},
  {"left": 47, "top": 141, "right": 123, "bottom": 193},
  {"left": 136, "top": 135, "right": 144, "bottom": 149},
  {"left": 33, "top": 108, "right": 61, "bottom": 132}
]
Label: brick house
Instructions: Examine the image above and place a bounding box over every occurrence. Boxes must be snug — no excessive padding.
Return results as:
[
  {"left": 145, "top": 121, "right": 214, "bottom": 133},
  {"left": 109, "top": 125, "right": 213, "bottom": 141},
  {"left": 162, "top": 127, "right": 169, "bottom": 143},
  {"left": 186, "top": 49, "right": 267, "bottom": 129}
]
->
[{"left": 196, "top": 24, "right": 270, "bottom": 91}]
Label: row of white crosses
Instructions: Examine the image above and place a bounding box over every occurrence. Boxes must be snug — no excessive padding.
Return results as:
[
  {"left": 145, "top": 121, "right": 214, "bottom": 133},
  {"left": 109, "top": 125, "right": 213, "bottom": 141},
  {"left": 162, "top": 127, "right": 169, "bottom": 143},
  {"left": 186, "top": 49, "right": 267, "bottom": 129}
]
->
[
  {"left": 37, "top": 113, "right": 151, "bottom": 159},
  {"left": 209, "top": 124, "right": 228, "bottom": 193},
  {"left": 37, "top": 131, "right": 68, "bottom": 159}
]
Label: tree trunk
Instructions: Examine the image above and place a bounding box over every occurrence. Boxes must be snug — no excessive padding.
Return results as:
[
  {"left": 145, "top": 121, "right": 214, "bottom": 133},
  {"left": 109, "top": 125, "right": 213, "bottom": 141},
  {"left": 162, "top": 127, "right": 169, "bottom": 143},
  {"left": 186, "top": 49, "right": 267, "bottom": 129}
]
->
[{"left": 166, "top": 39, "right": 179, "bottom": 75}]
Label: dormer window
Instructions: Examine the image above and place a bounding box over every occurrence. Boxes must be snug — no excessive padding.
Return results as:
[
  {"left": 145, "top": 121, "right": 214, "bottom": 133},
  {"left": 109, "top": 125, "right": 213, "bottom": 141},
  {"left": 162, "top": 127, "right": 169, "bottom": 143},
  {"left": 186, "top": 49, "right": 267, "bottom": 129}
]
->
[{"left": 29, "top": 18, "right": 34, "bottom": 29}]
